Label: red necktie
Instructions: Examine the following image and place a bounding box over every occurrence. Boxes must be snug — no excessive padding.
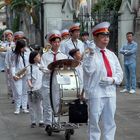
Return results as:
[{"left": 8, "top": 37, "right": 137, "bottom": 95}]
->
[
  {"left": 100, "top": 50, "right": 112, "bottom": 77},
  {"left": 53, "top": 53, "right": 57, "bottom": 62}
]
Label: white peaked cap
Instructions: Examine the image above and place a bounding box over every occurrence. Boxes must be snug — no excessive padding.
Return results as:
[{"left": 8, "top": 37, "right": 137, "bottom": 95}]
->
[
  {"left": 3, "top": 29, "right": 13, "bottom": 35},
  {"left": 48, "top": 30, "right": 61, "bottom": 41},
  {"left": 92, "top": 22, "right": 110, "bottom": 36},
  {"left": 61, "top": 29, "right": 69, "bottom": 37},
  {"left": 69, "top": 23, "right": 80, "bottom": 32}
]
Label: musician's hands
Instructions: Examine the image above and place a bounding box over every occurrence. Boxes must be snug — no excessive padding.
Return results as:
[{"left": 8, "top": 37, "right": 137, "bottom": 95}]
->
[
  {"left": 13, "top": 75, "right": 20, "bottom": 81},
  {"left": 39, "top": 66, "right": 50, "bottom": 74},
  {"left": 77, "top": 89, "right": 85, "bottom": 100},
  {"left": 99, "top": 77, "right": 115, "bottom": 86}
]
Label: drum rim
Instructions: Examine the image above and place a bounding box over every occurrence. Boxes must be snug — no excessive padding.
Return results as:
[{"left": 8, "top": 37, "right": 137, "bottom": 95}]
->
[{"left": 50, "top": 69, "right": 80, "bottom": 115}]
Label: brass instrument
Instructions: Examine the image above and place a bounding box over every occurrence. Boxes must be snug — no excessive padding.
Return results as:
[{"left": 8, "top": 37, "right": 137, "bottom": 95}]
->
[
  {"left": 15, "top": 65, "right": 30, "bottom": 79},
  {"left": 0, "top": 47, "right": 7, "bottom": 52}
]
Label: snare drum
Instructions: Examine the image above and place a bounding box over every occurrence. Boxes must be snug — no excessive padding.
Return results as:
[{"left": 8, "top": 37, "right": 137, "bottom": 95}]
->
[{"left": 50, "top": 68, "right": 80, "bottom": 115}]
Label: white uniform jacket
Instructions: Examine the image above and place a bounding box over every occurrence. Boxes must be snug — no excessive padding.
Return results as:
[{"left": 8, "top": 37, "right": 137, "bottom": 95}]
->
[
  {"left": 61, "top": 38, "right": 84, "bottom": 56},
  {"left": 27, "top": 64, "right": 43, "bottom": 91},
  {"left": 60, "top": 38, "right": 69, "bottom": 53},
  {"left": 11, "top": 52, "right": 29, "bottom": 77},
  {"left": 83, "top": 47, "right": 123, "bottom": 99},
  {"left": 5, "top": 42, "right": 15, "bottom": 69},
  {"left": 41, "top": 49, "right": 67, "bottom": 88}
]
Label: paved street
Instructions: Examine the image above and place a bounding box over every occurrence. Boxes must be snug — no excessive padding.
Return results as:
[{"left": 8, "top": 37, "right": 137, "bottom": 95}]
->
[{"left": 0, "top": 72, "right": 140, "bottom": 140}]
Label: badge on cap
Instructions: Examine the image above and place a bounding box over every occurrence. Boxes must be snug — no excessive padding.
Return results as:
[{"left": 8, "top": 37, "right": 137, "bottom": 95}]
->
[{"left": 92, "top": 22, "right": 110, "bottom": 36}]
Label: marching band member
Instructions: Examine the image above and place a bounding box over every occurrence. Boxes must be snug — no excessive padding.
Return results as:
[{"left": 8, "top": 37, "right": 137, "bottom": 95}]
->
[
  {"left": 69, "top": 48, "right": 84, "bottom": 98},
  {"left": 27, "top": 51, "right": 44, "bottom": 128},
  {"left": 11, "top": 39, "right": 29, "bottom": 114},
  {"left": 43, "top": 43, "right": 52, "bottom": 53},
  {"left": 60, "top": 29, "right": 69, "bottom": 53},
  {"left": 81, "top": 31, "right": 91, "bottom": 50},
  {"left": 0, "top": 29, "right": 13, "bottom": 72},
  {"left": 4, "top": 31, "right": 16, "bottom": 99},
  {"left": 61, "top": 29, "right": 70, "bottom": 40},
  {"left": 60, "top": 23, "right": 84, "bottom": 56},
  {"left": 83, "top": 22, "right": 123, "bottom": 140},
  {"left": 13, "top": 31, "right": 25, "bottom": 42},
  {"left": 40, "top": 30, "right": 67, "bottom": 132}
]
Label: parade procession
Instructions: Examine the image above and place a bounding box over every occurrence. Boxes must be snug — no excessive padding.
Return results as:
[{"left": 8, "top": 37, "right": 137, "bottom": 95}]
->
[{"left": 0, "top": 0, "right": 140, "bottom": 140}]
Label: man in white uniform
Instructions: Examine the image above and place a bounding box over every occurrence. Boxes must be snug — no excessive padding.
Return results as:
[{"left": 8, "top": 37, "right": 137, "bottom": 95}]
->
[
  {"left": 60, "top": 29, "right": 70, "bottom": 53},
  {"left": 83, "top": 22, "right": 123, "bottom": 140},
  {"left": 60, "top": 23, "right": 84, "bottom": 56},
  {"left": 41, "top": 30, "right": 67, "bottom": 131}
]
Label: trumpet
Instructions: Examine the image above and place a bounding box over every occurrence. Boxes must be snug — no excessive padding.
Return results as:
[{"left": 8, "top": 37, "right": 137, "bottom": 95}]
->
[{"left": 15, "top": 64, "right": 30, "bottom": 79}]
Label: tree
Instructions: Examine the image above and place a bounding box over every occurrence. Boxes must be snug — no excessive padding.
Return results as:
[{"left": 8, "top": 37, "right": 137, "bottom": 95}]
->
[
  {"left": 92, "top": 0, "right": 122, "bottom": 13},
  {"left": 10, "top": 0, "right": 40, "bottom": 25}
]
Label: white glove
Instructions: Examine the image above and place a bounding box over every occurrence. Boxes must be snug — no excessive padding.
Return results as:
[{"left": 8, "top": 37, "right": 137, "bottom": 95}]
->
[
  {"left": 39, "top": 66, "right": 50, "bottom": 74},
  {"left": 99, "top": 77, "right": 114, "bottom": 86},
  {"left": 37, "top": 63, "right": 50, "bottom": 74}
]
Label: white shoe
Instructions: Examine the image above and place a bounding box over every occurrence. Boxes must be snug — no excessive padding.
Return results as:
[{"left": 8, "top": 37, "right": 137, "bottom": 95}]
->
[
  {"left": 120, "top": 89, "right": 128, "bottom": 93},
  {"left": 14, "top": 110, "right": 20, "bottom": 114},
  {"left": 129, "top": 89, "right": 136, "bottom": 94},
  {"left": 22, "top": 109, "right": 29, "bottom": 113}
]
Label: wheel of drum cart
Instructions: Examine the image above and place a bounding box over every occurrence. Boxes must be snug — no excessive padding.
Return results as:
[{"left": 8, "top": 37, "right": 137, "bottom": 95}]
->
[
  {"left": 70, "top": 129, "right": 74, "bottom": 135},
  {"left": 46, "top": 125, "right": 52, "bottom": 136},
  {"left": 65, "top": 130, "right": 71, "bottom": 140}
]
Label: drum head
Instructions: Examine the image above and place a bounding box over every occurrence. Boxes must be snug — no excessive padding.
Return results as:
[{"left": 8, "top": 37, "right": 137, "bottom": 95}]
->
[
  {"left": 48, "top": 59, "right": 79, "bottom": 70},
  {"left": 50, "top": 69, "right": 80, "bottom": 115}
]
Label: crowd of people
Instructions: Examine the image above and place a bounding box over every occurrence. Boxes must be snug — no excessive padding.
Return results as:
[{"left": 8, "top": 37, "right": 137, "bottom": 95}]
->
[{"left": 0, "top": 21, "right": 137, "bottom": 140}]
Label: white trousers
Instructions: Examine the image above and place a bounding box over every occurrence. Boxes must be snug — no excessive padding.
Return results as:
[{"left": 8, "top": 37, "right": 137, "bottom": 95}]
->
[
  {"left": 41, "top": 87, "right": 52, "bottom": 125},
  {"left": 0, "top": 53, "right": 5, "bottom": 70},
  {"left": 13, "top": 77, "right": 28, "bottom": 110},
  {"left": 88, "top": 97, "right": 116, "bottom": 140},
  {"left": 28, "top": 95, "right": 44, "bottom": 124}
]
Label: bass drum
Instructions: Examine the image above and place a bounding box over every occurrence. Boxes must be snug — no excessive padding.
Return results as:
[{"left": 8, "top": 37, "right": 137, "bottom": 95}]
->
[{"left": 50, "top": 69, "right": 80, "bottom": 115}]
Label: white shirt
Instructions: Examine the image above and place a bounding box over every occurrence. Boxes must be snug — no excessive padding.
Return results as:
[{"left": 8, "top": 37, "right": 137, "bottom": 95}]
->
[
  {"left": 41, "top": 49, "right": 67, "bottom": 88},
  {"left": 11, "top": 52, "right": 29, "bottom": 77},
  {"left": 61, "top": 38, "right": 84, "bottom": 56},
  {"left": 27, "top": 64, "right": 43, "bottom": 91},
  {"left": 60, "top": 38, "right": 69, "bottom": 53},
  {"left": 75, "top": 63, "right": 83, "bottom": 93},
  {"left": 83, "top": 40, "right": 91, "bottom": 50},
  {"left": 5, "top": 41, "right": 16, "bottom": 69},
  {"left": 83, "top": 47, "right": 123, "bottom": 98}
]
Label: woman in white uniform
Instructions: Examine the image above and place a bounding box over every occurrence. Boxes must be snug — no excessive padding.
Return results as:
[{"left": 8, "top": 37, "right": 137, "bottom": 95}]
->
[
  {"left": 11, "top": 39, "right": 29, "bottom": 114},
  {"left": 27, "top": 51, "right": 44, "bottom": 128}
]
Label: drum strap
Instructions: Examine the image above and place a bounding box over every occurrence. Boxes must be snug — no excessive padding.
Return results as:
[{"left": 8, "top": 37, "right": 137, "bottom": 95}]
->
[{"left": 72, "top": 40, "right": 78, "bottom": 49}]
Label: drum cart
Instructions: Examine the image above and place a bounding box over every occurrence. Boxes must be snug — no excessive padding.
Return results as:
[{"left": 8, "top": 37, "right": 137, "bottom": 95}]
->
[{"left": 46, "top": 59, "right": 80, "bottom": 140}]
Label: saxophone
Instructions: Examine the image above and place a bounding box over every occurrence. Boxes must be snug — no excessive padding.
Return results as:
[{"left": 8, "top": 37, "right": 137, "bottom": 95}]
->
[{"left": 15, "top": 65, "right": 30, "bottom": 79}]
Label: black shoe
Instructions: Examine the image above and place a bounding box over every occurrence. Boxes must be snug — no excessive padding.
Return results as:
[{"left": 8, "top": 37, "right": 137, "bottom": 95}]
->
[
  {"left": 1, "top": 70, "right": 5, "bottom": 72},
  {"left": 11, "top": 100, "right": 15, "bottom": 104},
  {"left": 39, "top": 123, "right": 45, "bottom": 128},
  {"left": 45, "top": 125, "right": 51, "bottom": 131},
  {"left": 31, "top": 123, "right": 36, "bottom": 128}
]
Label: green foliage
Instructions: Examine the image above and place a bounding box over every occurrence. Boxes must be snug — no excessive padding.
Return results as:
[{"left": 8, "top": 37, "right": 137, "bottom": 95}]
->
[
  {"left": 12, "top": 14, "right": 20, "bottom": 32},
  {"left": 92, "top": 0, "right": 122, "bottom": 13},
  {"left": 0, "top": 29, "right": 6, "bottom": 40},
  {"left": 10, "top": 0, "right": 41, "bottom": 24}
]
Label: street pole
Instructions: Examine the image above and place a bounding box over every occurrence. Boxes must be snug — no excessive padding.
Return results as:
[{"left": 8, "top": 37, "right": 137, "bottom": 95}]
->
[{"left": 41, "top": 0, "right": 44, "bottom": 47}]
